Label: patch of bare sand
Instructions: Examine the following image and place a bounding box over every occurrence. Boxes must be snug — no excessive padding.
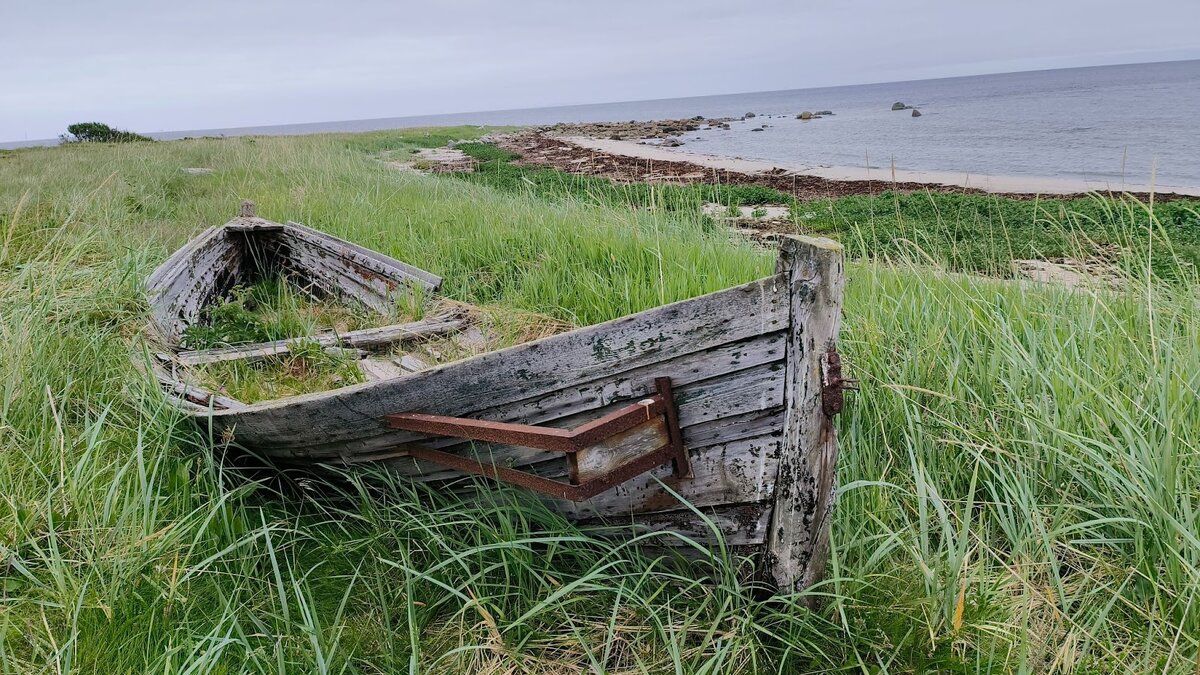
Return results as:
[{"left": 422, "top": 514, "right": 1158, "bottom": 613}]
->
[{"left": 388, "top": 147, "right": 478, "bottom": 174}]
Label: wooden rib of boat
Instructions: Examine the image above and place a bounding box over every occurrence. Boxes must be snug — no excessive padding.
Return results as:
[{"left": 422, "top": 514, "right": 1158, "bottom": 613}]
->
[{"left": 148, "top": 202, "right": 848, "bottom": 593}]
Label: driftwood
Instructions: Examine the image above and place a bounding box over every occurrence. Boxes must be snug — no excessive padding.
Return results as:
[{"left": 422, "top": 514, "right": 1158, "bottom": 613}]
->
[{"left": 147, "top": 205, "right": 847, "bottom": 594}]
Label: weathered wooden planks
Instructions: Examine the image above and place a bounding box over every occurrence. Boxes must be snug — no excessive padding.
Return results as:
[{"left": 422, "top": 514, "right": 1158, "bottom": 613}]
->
[
  {"left": 151, "top": 213, "right": 848, "bottom": 596},
  {"left": 580, "top": 501, "right": 773, "bottom": 547},
  {"left": 573, "top": 416, "right": 672, "bottom": 484},
  {"left": 766, "top": 235, "right": 845, "bottom": 595},
  {"left": 147, "top": 227, "right": 246, "bottom": 342},
  {"left": 144, "top": 212, "right": 444, "bottom": 346},
  {"left": 333, "top": 330, "right": 786, "bottom": 458},
  {"left": 204, "top": 271, "right": 791, "bottom": 454},
  {"left": 563, "top": 433, "right": 781, "bottom": 518},
  {"left": 214, "top": 288, "right": 793, "bottom": 528},
  {"left": 280, "top": 221, "right": 441, "bottom": 311},
  {"left": 151, "top": 365, "right": 245, "bottom": 411},
  {"left": 283, "top": 221, "right": 441, "bottom": 290},
  {"left": 360, "top": 361, "right": 783, "bottom": 480}
]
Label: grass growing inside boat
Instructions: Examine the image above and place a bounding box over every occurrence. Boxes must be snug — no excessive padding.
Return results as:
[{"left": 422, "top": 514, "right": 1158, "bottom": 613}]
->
[
  {"left": 192, "top": 340, "right": 367, "bottom": 402},
  {"left": 181, "top": 275, "right": 388, "bottom": 350},
  {"left": 0, "top": 129, "right": 1197, "bottom": 672},
  {"left": 177, "top": 271, "right": 572, "bottom": 403},
  {"left": 178, "top": 274, "right": 413, "bottom": 402},
  {"left": 187, "top": 302, "right": 571, "bottom": 404}
]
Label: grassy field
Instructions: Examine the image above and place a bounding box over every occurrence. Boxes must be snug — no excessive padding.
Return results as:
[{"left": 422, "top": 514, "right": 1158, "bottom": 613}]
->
[
  {"left": 452, "top": 141, "right": 1200, "bottom": 280},
  {"left": 0, "top": 129, "right": 1197, "bottom": 673}
]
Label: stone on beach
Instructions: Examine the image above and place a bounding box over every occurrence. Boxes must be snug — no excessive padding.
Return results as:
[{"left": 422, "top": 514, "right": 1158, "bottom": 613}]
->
[
  {"left": 398, "top": 354, "right": 429, "bottom": 373},
  {"left": 539, "top": 116, "right": 736, "bottom": 142},
  {"left": 359, "top": 358, "right": 406, "bottom": 382},
  {"left": 702, "top": 202, "right": 790, "bottom": 222}
]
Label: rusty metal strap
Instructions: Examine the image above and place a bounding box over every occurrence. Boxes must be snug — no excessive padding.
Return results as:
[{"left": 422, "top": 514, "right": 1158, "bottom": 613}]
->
[
  {"left": 384, "top": 377, "right": 690, "bottom": 501},
  {"left": 386, "top": 397, "right": 668, "bottom": 454},
  {"left": 405, "top": 441, "right": 681, "bottom": 502},
  {"left": 820, "top": 347, "right": 857, "bottom": 417}
]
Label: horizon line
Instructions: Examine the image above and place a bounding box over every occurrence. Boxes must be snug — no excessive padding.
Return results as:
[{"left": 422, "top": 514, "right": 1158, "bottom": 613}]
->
[{"left": 3, "top": 56, "right": 1197, "bottom": 147}]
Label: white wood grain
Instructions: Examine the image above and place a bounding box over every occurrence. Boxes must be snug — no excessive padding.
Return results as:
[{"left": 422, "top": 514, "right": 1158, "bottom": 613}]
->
[{"left": 765, "top": 235, "right": 845, "bottom": 595}]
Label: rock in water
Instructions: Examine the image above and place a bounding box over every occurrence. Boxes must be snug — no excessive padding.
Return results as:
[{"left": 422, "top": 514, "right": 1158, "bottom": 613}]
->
[
  {"left": 744, "top": 112, "right": 756, "bottom": 118},
  {"left": 892, "top": 102, "right": 907, "bottom": 111},
  {"left": 815, "top": 110, "right": 834, "bottom": 116},
  {"left": 798, "top": 111, "right": 813, "bottom": 120},
  {"left": 911, "top": 109, "right": 922, "bottom": 117}
]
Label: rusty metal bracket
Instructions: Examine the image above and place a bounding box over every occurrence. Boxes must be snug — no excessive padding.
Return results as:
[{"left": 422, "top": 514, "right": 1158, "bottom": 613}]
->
[
  {"left": 820, "top": 346, "right": 857, "bottom": 417},
  {"left": 384, "top": 377, "right": 690, "bottom": 502}
]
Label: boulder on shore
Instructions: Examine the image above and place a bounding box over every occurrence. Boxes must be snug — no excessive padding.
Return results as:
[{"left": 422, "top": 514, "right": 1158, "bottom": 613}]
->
[
  {"left": 798, "top": 111, "right": 813, "bottom": 120},
  {"left": 911, "top": 109, "right": 922, "bottom": 117},
  {"left": 892, "top": 102, "right": 907, "bottom": 111}
]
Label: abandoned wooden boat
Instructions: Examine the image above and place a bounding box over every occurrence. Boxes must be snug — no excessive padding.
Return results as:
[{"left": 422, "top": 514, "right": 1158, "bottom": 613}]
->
[{"left": 148, "top": 202, "right": 848, "bottom": 592}]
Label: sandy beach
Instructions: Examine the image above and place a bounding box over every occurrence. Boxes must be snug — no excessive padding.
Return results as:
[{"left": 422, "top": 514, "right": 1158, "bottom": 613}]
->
[
  {"left": 558, "top": 135, "right": 1200, "bottom": 198},
  {"left": 490, "top": 127, "right": 1200, "bottom": 202}
]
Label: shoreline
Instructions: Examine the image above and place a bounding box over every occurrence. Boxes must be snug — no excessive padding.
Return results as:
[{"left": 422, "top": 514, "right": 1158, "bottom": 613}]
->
[{"left": 554, "top": 135, "right": 1200, "bottom": 199}]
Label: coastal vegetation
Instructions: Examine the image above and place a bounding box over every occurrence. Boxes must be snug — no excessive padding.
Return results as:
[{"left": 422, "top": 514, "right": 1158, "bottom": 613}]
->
[
  {"left": 59, "top": 121, "right": 153, "bottom": 144},
  {"left": 0, "top": 128, "right": 1197, "bottom": 672},
  {"left": 452, "top": 140, "right": 1200, "bottom": 279}
]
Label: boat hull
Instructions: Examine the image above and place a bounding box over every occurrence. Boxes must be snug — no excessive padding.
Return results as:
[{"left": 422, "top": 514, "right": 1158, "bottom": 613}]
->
[{"left": 148, "top": 206, "right": 845, "bottom": 592}]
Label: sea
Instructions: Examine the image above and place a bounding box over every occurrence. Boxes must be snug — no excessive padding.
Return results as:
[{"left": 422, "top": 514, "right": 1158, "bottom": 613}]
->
[{"left": 7, "top": 60, "right": 1199, "bottom": 191}]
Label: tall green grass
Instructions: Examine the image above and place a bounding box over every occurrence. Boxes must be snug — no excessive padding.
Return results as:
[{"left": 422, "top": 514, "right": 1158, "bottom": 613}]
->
[
  {"left": 452, "top": 140, "right": 1200, "bottom": 279},
  {"left": 0, "top": 131, "right": 1196, "bottom": 672}
]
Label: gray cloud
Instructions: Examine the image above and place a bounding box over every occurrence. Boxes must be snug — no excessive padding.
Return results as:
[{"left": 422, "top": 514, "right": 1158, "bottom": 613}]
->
[{"left": 3, "top": 0, "right": 1198, "bottom": 141}]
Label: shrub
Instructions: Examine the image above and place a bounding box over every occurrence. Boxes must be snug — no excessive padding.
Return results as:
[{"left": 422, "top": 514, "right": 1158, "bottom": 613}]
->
[{"left": 61, "top": 122, "right": 152, "bottom": 144}]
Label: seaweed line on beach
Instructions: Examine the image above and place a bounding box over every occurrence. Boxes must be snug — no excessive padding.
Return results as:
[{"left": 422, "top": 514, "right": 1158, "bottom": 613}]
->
[{"left": 485, "top": 129, "right": 1194, "bottom": 204}]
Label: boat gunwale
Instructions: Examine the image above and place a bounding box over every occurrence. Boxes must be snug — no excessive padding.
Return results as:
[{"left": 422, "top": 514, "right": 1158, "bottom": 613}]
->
[{"left": 193, "top": 269, "right": 791, "bottom": 418}]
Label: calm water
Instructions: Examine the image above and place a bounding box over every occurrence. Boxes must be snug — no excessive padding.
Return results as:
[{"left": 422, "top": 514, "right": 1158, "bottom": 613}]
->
[{"left": 10, "top": 60, "right": 1199, "bottom": 189}]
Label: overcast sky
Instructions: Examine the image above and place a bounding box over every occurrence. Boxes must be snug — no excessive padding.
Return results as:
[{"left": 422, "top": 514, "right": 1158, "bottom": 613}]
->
[{"left": 3, "top": 0, "right": 1198, "bottom": 142}]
